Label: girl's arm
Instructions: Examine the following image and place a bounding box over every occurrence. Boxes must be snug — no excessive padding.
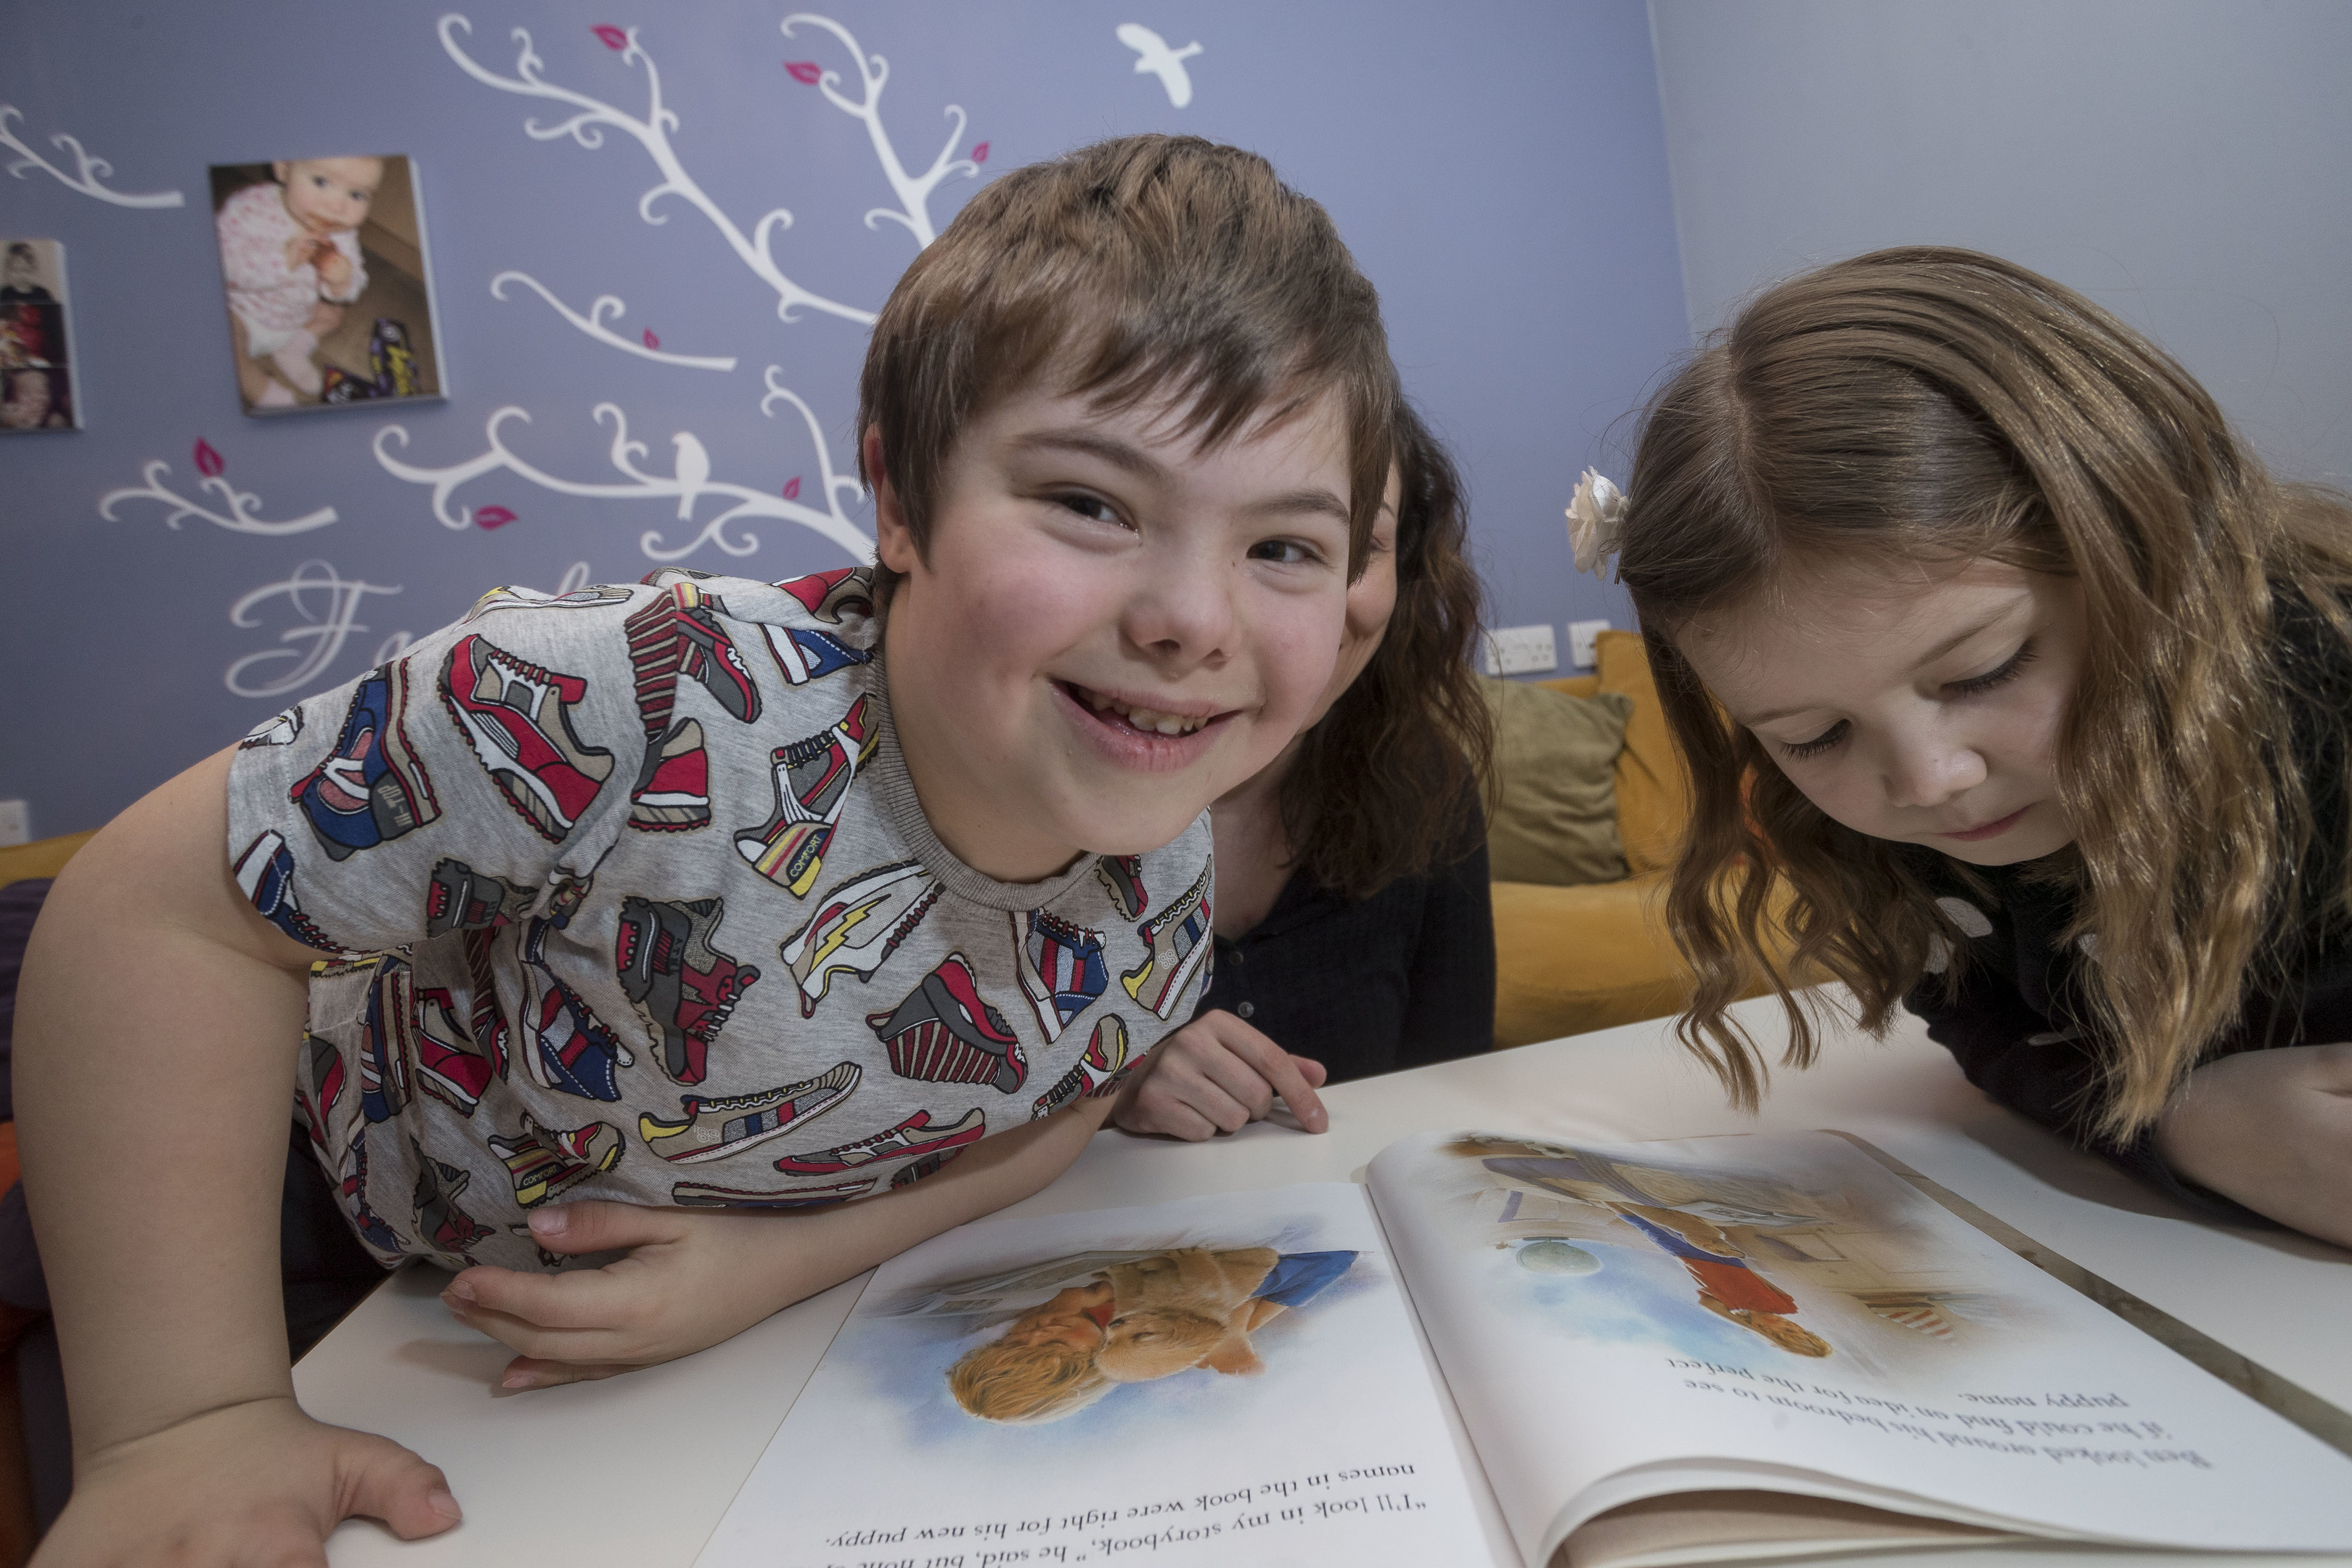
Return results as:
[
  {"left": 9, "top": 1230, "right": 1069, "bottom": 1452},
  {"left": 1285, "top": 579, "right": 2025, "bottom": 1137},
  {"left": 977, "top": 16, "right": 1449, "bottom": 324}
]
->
[
  {"left": 441, "top": 1090, "right": 1123, "bottom": 1389},
  {"left": 2152, "top": 1043, "right": 2352, "bottom": 1248},
  {"left": 18, "top": 748, "right": 461, "bottom": 1567}
]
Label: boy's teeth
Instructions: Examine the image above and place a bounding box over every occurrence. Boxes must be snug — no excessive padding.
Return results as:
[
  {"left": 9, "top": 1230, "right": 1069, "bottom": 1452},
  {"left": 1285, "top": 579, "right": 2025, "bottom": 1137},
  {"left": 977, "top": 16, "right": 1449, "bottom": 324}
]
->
[{"left": 1079, "top": 687, "right": 1204, "bottom": 736}]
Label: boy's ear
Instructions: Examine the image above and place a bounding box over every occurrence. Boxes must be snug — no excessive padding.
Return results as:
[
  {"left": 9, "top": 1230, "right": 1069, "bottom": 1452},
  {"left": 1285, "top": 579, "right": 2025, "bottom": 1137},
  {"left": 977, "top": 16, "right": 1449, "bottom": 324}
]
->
[{"left": 865, "top": 425, "right": 920, "bottom": 574}]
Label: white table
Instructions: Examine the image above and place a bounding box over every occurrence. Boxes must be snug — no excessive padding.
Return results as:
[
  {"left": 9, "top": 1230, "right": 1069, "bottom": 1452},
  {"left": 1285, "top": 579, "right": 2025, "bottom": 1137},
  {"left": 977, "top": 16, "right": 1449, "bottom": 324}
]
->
[{"left": 299, "top": 994, "right": 2352, "bottom": 1566}]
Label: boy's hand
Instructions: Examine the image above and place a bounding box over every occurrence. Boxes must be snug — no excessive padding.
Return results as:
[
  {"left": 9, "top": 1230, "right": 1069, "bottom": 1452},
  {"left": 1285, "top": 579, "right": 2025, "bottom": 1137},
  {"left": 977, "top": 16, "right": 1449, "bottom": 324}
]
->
[
  {"left": 2152, "top": 1042, "right": 2352, "bottom": 1248},
  {"left": 441, "top": 1202, "right": 799, "bottom": 1389},
  {"left": 1111, "top": 1010, "right": 1328, "bottom": 1140},
  {"left": 34, "top": 1396, "right": 457, "bottom": 1567}
]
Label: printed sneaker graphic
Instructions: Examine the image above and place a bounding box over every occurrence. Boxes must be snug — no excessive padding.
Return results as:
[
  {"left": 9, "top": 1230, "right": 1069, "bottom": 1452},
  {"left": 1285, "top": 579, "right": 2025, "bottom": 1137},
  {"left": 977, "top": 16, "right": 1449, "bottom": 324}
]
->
[
  {"left": 465, "top": 583, "right": 631, "bottom": 620},
  {"left": 613, "top": 894, "right": 761, "bottom": 1084},
  {"left": 232, "top": 829, "right": 338, "bottom": 951},
  {"left": 296, "top": 1032, "right": 345, "bottom": 1158},
  {"left": 1121, "top": 862, "right": 1213, "bottom": 1018},
  {"left": 1095, "top": 854, "right": 1148, "bottom": 919},
  {"left": 773, "top": 566, "right": 872, "bottom": 625},
  {"left": 734, "top": 693, "right": 879, "bottom": 894},
  {"left": 867, "top": 953, "right": 1027, "bottom": 1093},
  {"left": 357, "top": 957, "right": 415, "bottom": 1124},
  {"left": 413, "top": 986, "right": 497, "bottom": 1116},
  {"left": 671, "top": 1174, "right": 876, "bottom": 1208},
  {"left": 424, "top": 856, "right": 534, "bottom": 936},
  {"left": 521, "top": 918, "right": 633, "bottom": 1102},
  {"left": 1030, "top": 1013, "right": 1134, "bottom": 1120},
  {"left": 1012, "top": 907, "right": 1108, "bottom": 1042},
  {"left": 441, "top": 632, "right": 613, "bottom": 843},
  {"left": 890, "top": 1146, "right": 966, "bottom": 1189},
  {"left": 462, "top": 925, "right": 512, "bottom": 1083},
  {"left": 636, "top": 1061, "right": 862, "bottom": 1165},
  {"left": 771, "top": 1106, "right": 986, "bottom": 1175},
  {"left": 761, "top": 621, "right": 870, "bottom": 686},
  {"left": 626, "top": 717, "right": 710, "bottom": 833},
  {"left": 626, "top": 576, "right": 761, "bottom": 725},
  {"left": 779, "top": 860, "right": 941, "bottom": 1017},
  {"left": 338, "top": 1129, "right": 404, "bottom": 1259},
  {"left": 409, "top": 1138, "right": 497, "bottom": 1261},
  {"left": 290, "top": 662, "right": 440, "bottom": 859},
  {"left": 239, "top": 706, "right": 302, "bottom": 748},
  {"left": 489, "top": 1113, "right": 623, "bottom": 1207}
]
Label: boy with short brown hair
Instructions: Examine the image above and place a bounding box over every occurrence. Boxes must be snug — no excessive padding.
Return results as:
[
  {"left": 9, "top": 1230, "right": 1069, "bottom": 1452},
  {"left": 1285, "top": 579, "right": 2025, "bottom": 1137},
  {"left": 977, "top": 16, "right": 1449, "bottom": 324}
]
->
[{"left": 17, "top": 133, "right": 1391, "bottom": 1561}]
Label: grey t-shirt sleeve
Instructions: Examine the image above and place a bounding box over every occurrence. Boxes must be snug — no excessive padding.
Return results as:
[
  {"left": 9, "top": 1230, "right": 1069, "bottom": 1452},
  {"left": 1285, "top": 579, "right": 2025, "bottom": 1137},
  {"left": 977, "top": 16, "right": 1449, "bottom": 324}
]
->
[{"left": 223, "top": 584, "right": 650, "bottom": 955}]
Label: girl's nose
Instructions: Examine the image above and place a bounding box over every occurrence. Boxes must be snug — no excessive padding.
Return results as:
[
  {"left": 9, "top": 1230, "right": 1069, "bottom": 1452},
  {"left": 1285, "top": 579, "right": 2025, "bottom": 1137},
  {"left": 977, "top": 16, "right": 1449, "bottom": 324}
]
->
[{"left": 1883, "top": 727, "right": 1988, "bottom": 809}]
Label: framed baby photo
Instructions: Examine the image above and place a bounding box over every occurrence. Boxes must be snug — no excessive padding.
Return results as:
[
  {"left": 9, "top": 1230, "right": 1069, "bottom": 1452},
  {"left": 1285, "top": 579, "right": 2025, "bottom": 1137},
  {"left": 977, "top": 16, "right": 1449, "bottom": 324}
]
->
[
  {"left": 208, "top": 154, "right": 446, "bottom": 415},
  {"left": 1, "top": 239, "right": 81, "bottom": 432}
]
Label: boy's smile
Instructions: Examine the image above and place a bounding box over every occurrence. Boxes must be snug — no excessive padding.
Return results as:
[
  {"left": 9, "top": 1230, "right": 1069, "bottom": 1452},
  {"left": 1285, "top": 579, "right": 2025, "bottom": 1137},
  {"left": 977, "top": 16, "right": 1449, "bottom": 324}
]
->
[{"left": 873, "top": 384, "right": 1355, "bottom": 883}]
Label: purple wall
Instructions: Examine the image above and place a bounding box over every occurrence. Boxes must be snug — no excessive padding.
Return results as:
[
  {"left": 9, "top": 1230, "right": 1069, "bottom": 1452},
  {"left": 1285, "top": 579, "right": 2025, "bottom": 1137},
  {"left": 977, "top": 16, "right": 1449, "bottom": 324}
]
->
[{"left": 0, "top": 0, "right": 1684, "bottom": 836}]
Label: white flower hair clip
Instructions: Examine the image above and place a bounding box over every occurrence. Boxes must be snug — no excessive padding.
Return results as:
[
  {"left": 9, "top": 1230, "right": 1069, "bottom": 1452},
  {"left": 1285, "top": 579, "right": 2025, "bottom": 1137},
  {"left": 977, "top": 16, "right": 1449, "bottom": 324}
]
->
[{"left": 1565, "top": 468, "right": 1628, "bottom": 578}]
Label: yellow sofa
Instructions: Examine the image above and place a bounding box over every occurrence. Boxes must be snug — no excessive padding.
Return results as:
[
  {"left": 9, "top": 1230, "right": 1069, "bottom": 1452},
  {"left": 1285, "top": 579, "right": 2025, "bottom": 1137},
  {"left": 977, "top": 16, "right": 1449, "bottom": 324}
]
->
[
  {"left": 0, "top": 831, "right": 94, "bottom": 891},
  {"left": 1490, "top": 629, "right": 1784, "bottom": 1048}
]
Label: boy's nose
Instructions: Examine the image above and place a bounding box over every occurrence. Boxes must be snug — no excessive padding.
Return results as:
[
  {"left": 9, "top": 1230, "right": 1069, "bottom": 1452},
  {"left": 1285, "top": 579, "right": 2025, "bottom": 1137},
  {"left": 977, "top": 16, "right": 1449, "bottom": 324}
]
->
[{"left": 1122, "top": 549, "right": 1236, "bottom": 670}]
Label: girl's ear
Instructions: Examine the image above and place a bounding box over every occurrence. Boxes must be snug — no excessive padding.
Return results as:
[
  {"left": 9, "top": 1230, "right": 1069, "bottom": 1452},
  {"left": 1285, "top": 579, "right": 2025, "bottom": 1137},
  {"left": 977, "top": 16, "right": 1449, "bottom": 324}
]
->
[
  {"left": 271, "top": 160, "right": 291, "bottom": 184},
  {"left": 865, "top": 425, "right": 919, "bottom": 573}
]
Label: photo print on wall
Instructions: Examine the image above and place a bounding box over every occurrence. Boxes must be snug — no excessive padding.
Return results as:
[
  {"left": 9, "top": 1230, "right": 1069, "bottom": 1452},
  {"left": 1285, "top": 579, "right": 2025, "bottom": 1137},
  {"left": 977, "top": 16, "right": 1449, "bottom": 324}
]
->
[
  {"left": 208, "top": 155, "right": 446, "bottom": 415},
  {"left": 1, "top": 238, "right": 79, "bottom": 431}
]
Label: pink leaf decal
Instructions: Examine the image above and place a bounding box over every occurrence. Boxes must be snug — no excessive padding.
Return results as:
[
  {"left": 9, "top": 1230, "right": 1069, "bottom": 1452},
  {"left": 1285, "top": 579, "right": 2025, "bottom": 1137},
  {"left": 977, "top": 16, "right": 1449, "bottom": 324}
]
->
[
  {"left": 642, "top": 328, "right": 661, "bottom": 350},
  {"left": 782, "top": 475, "right": 802, "bottom": 501},
  {"left": 971, "top": 141, "right": 989, "bottom": 164},
  {"left": 785, "top": 60, "right": 822, "bottom": 84},
  {"left": 192, "top": 438, "right": 224, "bottom": 478},
  {"left": 474, "top": 506, "right": 518, "bottom": 531},
  {"left": 592, "top": 25, "right": 629, "bottom": 50}
]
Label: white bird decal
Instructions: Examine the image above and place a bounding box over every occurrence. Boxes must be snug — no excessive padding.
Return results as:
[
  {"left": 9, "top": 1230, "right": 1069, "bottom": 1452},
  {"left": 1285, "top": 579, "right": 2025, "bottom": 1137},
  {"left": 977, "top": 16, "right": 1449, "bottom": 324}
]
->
[
  {"left": 1116, "top": 23, "right": 1204, "bottom": 107},
  {"left": 670, "top": 431, "right": 711, "bottom": 520}
]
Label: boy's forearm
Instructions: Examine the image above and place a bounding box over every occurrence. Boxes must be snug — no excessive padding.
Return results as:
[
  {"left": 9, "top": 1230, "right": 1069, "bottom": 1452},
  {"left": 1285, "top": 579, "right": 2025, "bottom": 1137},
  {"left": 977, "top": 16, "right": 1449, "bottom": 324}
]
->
[
  {"left": 744, "top": 1095, "right": 1116, "bottom": 1306},
  {"left": 16, "top": 749, "right": 319, "bottom": 1458}
]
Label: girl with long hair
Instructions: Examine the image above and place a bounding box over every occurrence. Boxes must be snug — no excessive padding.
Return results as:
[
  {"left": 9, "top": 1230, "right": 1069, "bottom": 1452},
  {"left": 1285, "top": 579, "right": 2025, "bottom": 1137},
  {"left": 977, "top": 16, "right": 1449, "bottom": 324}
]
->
[
  {"left": 1600, "top": 247, "right": 2352, "bottom": 1245},
  {"left": 1115, "top": 402, "right": 1496, "bottom": 1136}
]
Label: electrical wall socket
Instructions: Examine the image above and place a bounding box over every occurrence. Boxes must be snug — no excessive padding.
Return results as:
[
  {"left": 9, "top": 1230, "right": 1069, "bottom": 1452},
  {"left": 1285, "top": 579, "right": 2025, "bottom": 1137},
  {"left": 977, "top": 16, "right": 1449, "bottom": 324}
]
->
[
  {"left": 0, "top": 800, "right": 28, "bottom": 848},
  {"left": 1567, "top": 618, "right": 1611, "bottom": 669},
  {"left": 1481, "top": 624, "right": 1559, "bottom": 677}
]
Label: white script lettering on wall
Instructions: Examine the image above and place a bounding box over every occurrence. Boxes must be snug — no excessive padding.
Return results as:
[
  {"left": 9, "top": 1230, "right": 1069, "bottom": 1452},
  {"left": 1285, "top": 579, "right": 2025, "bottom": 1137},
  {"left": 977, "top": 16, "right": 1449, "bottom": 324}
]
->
[
  {"left": 0, "top": 105, "right": 186, "bottom": 208},
  {"left": 225, "top": 562, "right": 405, "bottom": 699},
  {"left": 374, "top": 367, "right": 870, "bottom": 563},
  {"left": 99, "top": 439, "right": 339, "bottom": 536}
]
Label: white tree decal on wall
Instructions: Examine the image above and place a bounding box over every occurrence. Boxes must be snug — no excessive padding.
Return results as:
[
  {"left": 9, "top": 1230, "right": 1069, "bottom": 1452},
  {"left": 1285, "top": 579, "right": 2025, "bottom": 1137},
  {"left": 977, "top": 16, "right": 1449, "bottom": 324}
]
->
[
  {"left": 0, "top": 105, "right": 185, "bottom": 208},
  {"left": 385, "top": 13, "right": 984, "bottom": 565},
  {"left": 100, "top": 441, "right": 338, "bottom": 536},
  {"left": 375, "top": 367, "right": 868, "bottom": 562}
]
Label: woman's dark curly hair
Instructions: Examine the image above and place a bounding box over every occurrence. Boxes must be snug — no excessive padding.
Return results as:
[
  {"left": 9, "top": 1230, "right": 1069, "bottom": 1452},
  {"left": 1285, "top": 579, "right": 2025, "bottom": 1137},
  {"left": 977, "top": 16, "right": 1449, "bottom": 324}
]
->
[{"left": 1279, "top": 402, "right": 1493, "bottom": 898}]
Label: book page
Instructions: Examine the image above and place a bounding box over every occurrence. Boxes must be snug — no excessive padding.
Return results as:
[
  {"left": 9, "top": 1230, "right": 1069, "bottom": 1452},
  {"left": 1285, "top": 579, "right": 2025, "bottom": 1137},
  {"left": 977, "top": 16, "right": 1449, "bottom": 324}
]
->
[
  {"left": 1366, "top": 1130, "right": 2352, "bottom": 1567},
  {"left": 695, "top": 1183, "right": 1489, "bottom": 1568}
]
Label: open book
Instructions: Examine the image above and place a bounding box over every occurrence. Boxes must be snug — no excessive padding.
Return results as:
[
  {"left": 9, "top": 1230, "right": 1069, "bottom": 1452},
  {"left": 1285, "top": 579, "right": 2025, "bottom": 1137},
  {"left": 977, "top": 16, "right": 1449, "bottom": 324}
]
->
[{"left": 695, "top": 1131, "right": 2352, "bottom": 1568}]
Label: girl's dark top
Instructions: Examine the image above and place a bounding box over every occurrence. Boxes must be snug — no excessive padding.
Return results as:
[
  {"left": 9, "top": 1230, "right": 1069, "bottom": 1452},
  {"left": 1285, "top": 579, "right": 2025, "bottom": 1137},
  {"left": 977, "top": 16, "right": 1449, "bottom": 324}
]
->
[
  {"left": 1196, "top": 798, "right": 1495, "bottom": 1085},
  {"left": 1900, "top": 592, "right": 2352, "bottom": 1220}
]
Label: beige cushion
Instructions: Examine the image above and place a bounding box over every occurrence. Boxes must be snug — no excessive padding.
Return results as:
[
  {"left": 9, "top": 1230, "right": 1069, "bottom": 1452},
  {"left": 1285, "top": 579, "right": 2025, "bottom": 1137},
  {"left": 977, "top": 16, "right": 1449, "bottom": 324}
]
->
[{"left": 1480, "top": 677, "right": 1631, "bottom": 887}]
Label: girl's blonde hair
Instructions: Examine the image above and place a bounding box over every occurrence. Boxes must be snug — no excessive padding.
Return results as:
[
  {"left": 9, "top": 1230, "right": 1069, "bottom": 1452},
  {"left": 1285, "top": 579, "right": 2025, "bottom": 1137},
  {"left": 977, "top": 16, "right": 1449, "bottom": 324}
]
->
[{"left": 1620, "top": 247, "right": 2352, "bottom": 1142}]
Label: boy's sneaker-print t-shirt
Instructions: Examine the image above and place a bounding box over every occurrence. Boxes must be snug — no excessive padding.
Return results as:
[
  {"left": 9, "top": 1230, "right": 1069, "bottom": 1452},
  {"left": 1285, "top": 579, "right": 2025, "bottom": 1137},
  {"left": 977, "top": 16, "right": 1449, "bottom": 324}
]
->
[{"left": 224, "top": 567, "right": 1214, "bottom": 1273}]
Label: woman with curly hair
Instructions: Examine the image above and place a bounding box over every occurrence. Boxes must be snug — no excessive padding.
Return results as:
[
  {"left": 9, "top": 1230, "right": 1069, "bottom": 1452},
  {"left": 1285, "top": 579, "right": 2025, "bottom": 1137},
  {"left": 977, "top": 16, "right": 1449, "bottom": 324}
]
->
[{"left": 1115, "top": 402, "right": 1495, "bottom": 1138}]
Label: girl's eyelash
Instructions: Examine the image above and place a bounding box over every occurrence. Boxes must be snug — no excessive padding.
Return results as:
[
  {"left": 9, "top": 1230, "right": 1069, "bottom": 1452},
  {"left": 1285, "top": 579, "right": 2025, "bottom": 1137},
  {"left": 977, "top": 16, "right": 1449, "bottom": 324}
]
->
[
  {"left": 1779, "top": 721, "right": 1847, "bottom": 760},
  {"left": 1948, "top": 640, "right": 2038, "bottom": 696}
]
